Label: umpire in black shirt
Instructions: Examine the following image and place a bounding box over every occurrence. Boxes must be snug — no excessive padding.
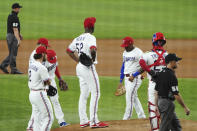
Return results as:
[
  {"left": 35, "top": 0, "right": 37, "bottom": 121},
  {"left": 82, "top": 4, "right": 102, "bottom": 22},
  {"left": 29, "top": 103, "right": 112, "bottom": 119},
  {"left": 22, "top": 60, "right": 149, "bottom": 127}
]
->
[
  {"left": 0, "top": 3, "right": 23, "bottom": 74},
  {"left": 153, "top": 53, "right": 190, "bottom": 131}
]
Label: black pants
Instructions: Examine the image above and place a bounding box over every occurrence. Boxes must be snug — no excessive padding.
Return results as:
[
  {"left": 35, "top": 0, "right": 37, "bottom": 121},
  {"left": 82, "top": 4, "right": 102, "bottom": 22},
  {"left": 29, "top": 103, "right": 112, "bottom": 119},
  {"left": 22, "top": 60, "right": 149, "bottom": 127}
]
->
[
  {"left": 1, "top": 33, "right": 18, "bottom": 71},
  {"left": 158, "top": 98, "right": 182, "bottom": 131}
]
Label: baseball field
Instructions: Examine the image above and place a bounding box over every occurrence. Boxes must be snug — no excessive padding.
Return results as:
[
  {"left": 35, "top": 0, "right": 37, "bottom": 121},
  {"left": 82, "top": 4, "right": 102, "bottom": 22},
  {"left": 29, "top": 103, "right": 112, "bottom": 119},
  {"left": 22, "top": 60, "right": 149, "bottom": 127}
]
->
[{"left": 0, "top": 0, "right": 197, "bottom": 131}]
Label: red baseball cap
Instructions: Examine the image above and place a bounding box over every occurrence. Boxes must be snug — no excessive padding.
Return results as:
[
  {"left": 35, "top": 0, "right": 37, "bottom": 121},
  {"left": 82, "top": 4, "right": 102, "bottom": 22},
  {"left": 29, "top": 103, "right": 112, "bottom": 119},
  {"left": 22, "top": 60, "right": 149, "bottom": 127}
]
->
[
  {"left": 37, "top": 38, "right": 50, "bottom": 47},
  {"left": 46, "top": 49, "right": 57, "bottom": 63},
  {"left": 121, "top": 37, "right": 134, "bottom": 47},
  {"left": 36, "top": 46, "right": 47, "bottom": 54},
  {"left": 84, "top": 17, "right": 96, "bottom": 28}
]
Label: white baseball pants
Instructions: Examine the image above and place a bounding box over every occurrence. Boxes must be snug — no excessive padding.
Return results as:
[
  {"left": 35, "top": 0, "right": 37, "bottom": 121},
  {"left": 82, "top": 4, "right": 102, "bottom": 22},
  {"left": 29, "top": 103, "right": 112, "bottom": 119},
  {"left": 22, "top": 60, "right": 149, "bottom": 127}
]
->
[
  {"left": 28, "top": 91, "right": 54, "bottom": 131},
  {"left": 123, "top": 75, "right": 146, "bottom": 120},
  {"left": 76, "top": 63, "right": 100, "bottom": 126},
  {"left": 148, "top": 80, "right": 159, "bottom": 131},
  {"left": 27, "top": 80, "right": 65, "bottom": 130},
  {"left": 50, "top": 79, "right": 65, "bottom": 124}
]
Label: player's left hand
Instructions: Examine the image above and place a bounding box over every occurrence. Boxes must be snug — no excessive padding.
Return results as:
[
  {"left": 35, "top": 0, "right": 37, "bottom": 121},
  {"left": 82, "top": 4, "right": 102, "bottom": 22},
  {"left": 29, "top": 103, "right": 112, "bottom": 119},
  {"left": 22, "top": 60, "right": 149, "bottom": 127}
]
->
[
  {"left": 47, "top": 85, "right": 57, "bottom": 96},
  {"left": 19, "top": 34, "right": 23, "bottom": 40},
  {"left": 59, "top": 79, "right": 68, "bottom": 91}
]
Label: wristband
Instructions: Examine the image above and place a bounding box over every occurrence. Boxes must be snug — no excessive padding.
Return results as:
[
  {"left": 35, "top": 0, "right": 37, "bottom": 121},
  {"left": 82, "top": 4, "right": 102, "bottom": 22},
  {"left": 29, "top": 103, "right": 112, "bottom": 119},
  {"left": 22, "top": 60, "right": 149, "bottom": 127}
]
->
[{"left": 132, "top": 71, "right": 140, "bottom": 77}]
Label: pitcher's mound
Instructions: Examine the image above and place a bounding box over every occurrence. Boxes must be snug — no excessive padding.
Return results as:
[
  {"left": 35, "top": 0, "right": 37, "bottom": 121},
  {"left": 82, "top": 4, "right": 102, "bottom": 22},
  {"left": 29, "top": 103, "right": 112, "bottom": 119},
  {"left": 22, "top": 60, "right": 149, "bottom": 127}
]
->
[{"left": 52, "top": 119, "right": 197, "bottom": 131}]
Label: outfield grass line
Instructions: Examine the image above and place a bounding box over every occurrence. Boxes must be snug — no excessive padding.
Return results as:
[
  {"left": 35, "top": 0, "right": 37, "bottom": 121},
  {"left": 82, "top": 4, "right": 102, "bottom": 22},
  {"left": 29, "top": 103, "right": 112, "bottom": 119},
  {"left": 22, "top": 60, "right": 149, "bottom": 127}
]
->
[{"left": 0, "top": 0, "right": 196, "bottom": 39}]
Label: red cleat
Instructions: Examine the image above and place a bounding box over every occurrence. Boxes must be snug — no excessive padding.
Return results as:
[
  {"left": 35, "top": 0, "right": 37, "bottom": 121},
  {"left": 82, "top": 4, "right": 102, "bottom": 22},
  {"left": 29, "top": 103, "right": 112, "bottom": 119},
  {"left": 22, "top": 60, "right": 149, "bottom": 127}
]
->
[
  {"left": 90, "top": 122, "right": 109, "bottom": 128},
  {"left": 80, "top": 122, "right": 90, "bottom": 128}
]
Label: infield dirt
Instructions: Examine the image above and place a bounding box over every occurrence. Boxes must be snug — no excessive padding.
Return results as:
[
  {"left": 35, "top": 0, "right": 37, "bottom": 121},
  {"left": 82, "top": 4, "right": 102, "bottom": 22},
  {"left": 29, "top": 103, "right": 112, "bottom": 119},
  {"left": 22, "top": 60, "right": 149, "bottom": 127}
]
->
[{"left": 0, "top": 39, "right": 197, "bottom": 77}]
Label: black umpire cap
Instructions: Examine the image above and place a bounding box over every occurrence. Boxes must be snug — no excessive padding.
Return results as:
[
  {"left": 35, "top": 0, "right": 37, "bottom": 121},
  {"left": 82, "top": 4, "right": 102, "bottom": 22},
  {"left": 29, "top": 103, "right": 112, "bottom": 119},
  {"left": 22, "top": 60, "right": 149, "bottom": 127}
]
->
[
  {"left": 165, "top": 53, "right": 182, "bottom": 64},
  {"left": 12, "top": 3, "right": 22, "bottom": 9}
]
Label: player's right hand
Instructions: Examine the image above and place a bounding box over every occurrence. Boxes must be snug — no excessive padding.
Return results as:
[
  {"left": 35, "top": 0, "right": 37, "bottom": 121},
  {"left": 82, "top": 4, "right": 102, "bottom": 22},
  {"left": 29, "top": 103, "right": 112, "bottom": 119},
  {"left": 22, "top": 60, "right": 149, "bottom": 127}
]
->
[
  {"left": 129, "top": 75, "right": 135, "bottom": 82},
  {"left": 184, "top": 107, "right": 190, "bottom": 115}
]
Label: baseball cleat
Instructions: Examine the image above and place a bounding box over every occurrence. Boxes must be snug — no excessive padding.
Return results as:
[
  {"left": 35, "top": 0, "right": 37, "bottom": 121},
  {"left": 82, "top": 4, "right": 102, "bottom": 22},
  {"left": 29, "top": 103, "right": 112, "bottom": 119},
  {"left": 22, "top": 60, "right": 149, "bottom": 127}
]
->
[
  {"left": 80, "top": 122, "right": 90, "bottom": 128},
  {"left": 90, "top": 122, "right": 109, "bottom": 128},
  {"left": 60, "top": 122, "right": 70, "bottom": 127}
]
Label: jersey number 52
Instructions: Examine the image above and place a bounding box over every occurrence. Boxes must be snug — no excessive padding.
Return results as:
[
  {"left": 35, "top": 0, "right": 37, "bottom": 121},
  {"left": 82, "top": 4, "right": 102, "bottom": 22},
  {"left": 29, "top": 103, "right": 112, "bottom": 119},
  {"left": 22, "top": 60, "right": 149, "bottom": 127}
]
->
[{"left": 76, "top": 43, "right": 83, "bottom": 53}]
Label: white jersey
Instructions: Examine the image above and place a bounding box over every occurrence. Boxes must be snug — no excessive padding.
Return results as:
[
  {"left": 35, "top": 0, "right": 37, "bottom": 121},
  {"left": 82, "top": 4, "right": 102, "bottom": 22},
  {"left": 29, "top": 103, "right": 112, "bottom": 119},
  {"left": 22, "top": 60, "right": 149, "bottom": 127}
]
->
[
  {"left": 123, "top": 47, "right": 143, "bottom": 74},
  {"left": 29, "top": 50, "right": 36, "bottom": 65},
  {"left": 141, "top": 50, "right": 168, "bottom": 80},
  {"left": 28, "top": 61, "right": 50, "bottom": 90},
  {"left": 68, "top": 33, "right": 97, "bottom": 64},
  {"left": 43, "top": 61, "right": 58, "bottom": 80}
]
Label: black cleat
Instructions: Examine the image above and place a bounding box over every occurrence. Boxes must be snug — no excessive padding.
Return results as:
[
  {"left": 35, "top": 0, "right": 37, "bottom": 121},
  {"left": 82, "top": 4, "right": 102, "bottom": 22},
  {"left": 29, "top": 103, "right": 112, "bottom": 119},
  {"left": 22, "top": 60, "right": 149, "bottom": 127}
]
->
[
  {"left": 11, "top": 70, "right": 23, "bottom": 74},
  {"left": 0, "top": 65, "right": 9, "bottom": 74}
]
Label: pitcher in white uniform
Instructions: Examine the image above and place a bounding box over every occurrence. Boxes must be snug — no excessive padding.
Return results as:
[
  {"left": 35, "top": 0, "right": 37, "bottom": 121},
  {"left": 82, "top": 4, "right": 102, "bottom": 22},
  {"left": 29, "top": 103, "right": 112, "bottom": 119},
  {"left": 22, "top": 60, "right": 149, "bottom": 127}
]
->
[
  {"left": 27, "top": 46, "right": 54, "bottom": 131},
  {"left": 119, "top": 37, "right": 146, "bottom": 120},
  {"left": 66, "top": 17, "right": 108, "bottom": 128}
]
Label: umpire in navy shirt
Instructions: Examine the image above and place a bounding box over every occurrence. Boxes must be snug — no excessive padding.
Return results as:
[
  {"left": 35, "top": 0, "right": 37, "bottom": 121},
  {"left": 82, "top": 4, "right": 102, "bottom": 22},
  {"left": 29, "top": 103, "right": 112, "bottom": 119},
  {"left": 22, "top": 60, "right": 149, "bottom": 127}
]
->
[
  {"left": 153, "top": 53, "right": 190, "bottom": 131},
  {"left": 0, "top": 3, "right": 23, "bottom": 74}
]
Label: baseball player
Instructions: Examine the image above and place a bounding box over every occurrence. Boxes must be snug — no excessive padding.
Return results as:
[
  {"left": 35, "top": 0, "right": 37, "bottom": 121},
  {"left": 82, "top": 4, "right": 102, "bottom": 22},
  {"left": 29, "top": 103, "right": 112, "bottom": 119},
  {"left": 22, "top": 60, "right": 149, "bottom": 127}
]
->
[
  {"left": 28, "top": 46, "right": 54, "bottom": 131},
  {"left": 119, "top": 36, "right": 146, "bottom": 120},
  {"left": 43, "top": 49, "right": 69, "bottom": 127},
  {"left": 66, "top": 17, "right": 108, "bottom": 128},
  {"left": 27, "top": 38, "right": 68, "bottom": 130},
  {"left": 131, "top": 32, "right": 168, "bottom": 131}
]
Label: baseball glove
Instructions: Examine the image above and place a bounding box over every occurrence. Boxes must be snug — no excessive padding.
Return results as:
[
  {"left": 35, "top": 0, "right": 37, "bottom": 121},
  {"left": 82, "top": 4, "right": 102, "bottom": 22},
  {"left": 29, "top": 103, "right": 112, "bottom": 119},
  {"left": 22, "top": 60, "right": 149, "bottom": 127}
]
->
[
  {"left": 47, "top": 85, "right": 57, "bottom": 96},
  {"left": 79, "top": 52, "right": 93, "bottom": 66},
  {"left": 115, "top": 83, "right": 126, "bottom": 96},
  {"left": 59, "top": 79, "right": 68, "bottom": 91}
]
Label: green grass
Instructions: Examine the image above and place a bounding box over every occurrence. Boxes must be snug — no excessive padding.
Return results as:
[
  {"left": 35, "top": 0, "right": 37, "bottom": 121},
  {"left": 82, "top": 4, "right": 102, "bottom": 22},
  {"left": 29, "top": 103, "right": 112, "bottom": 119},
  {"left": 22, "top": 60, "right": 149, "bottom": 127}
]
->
[
  {"left": 0, "top": 0, "right": 196, "bottom": 39},
  {"left": 0, "top": 75, "right": 196, "bottom": 131}
]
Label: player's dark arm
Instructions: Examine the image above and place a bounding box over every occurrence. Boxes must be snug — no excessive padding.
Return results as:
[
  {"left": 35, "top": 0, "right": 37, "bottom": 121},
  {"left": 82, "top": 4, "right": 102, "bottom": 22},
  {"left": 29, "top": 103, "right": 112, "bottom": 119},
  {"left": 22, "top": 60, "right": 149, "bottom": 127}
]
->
[
  {"left": 44, "top": 79, "right": 51, "bottom": 86},
  {"left": 174, "top": 93, "right": 190, "bottom": 115},
  {"left": 66, "top": 48, "right": 79, "bottom": 63},
  {"left": 55, "top": 66, "right": 62, "bottom": 80},
  {"left": 90, "top": 47, "right": 96, "bottom": 62}
]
